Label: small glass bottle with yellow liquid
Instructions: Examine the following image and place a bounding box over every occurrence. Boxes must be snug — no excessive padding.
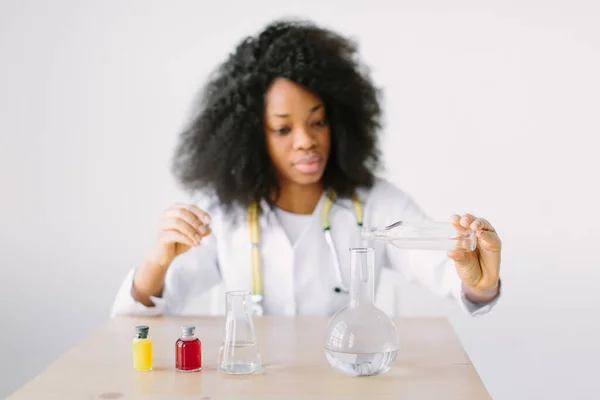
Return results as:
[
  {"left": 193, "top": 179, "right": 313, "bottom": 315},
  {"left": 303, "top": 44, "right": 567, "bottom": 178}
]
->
[{"left": 133, "top": 325, "right": 152, "bottom": 371}]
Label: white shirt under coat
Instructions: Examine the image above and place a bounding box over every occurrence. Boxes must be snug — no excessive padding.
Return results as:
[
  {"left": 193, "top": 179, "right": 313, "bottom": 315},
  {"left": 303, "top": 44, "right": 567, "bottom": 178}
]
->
[{"left": 110, "top": 178, "right": 500, "bottom": 317}]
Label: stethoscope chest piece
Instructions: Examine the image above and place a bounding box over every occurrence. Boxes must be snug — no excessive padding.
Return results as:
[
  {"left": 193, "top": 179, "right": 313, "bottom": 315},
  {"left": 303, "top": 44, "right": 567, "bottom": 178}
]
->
[{"left": 251, "top": 294, "right": 264, "bottom": 316}]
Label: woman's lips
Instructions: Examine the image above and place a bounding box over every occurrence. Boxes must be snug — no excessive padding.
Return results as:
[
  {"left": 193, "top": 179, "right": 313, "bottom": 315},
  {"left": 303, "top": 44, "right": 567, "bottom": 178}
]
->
[{"left": 293, "top": 155, "right": 323, "bottom": 174}]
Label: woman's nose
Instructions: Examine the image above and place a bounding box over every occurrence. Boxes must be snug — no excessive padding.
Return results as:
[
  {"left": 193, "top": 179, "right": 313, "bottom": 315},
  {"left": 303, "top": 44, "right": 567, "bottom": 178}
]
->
[{"left": 293, "top": 127, "right": 316, "bottom": 149}]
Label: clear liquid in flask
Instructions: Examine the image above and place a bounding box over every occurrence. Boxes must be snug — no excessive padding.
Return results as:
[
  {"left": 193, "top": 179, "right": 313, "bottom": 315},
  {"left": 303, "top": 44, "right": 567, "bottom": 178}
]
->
[
  {"left": 218, "top": 342, "right": 261, "bottom": 374},
  {"left": 324, "top": 349, "right": 398, "bottom": 376}
]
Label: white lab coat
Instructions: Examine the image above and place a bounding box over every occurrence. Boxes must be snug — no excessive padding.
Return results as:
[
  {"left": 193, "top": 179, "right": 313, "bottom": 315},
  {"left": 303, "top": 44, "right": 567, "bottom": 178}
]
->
[{"left": 110, "top": 178, "right": 499, "bottom": 317}]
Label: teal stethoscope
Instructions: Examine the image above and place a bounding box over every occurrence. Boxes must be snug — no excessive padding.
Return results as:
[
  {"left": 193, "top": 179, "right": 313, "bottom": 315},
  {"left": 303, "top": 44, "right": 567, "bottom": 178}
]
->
[{"left": 247, "top": 190, "right": 364, "bottom": 315}]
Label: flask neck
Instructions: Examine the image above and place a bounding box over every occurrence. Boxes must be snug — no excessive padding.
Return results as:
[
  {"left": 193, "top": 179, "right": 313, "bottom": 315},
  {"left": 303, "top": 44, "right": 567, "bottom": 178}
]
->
[
  {"left": 225, "top": 291, "right": 253, "bottom": 316},
  {"left": 221, "top": 290, "right": 258, "bottom": 345},
  {"left": 349, "top": 248, "right": 375, "bottom": 308}
]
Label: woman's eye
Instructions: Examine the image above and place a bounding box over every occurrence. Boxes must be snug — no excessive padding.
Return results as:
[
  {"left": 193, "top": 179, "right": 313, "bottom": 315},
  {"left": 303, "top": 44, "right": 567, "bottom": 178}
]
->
[
  {"left": 312, "top": 120, "right": 327, "bottom": 127},
  {"left": 274, "top": 127, "right": 291, "bottom": 135}
]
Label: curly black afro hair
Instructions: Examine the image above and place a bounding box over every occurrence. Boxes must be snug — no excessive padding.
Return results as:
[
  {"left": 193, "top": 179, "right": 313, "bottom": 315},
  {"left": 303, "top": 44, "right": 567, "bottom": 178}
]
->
[{"left": 172, "top": 19, "right": 383, "bottom": 212}]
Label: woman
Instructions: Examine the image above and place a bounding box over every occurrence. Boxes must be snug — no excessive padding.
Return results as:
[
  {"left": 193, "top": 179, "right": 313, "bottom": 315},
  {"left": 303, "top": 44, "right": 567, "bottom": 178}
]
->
[{"left": 111, "top": 20, "right": 501, "bottom": 317}]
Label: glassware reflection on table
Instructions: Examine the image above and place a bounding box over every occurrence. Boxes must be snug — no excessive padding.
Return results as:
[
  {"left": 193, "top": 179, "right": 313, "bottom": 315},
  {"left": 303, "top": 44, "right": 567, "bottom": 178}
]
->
[
  {"left": 217, "top": 291, "right": 263, "bottom": 374},
  {"left": 324, "top": 248, "right": 400, "bottom": 377},
  {"left": 361, "top": 220, "right": 477, "bottom": 252}
]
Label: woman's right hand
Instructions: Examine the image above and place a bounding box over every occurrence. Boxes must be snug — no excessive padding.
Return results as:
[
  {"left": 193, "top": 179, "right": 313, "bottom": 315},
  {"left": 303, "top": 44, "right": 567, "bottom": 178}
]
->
[{"left": 145, "top": 203, "right": 212, "bottom": 270}]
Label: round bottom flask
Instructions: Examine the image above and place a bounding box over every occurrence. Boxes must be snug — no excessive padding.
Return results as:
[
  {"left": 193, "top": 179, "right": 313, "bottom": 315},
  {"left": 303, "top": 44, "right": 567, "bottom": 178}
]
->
[{"left": 324, "top": 247, "right": 399, "bottom": 377}]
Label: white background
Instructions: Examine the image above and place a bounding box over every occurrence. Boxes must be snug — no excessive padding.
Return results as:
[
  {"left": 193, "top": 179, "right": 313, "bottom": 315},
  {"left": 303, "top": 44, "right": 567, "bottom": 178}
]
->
[{"left": 1, "top": 1, "right": 599, "bottom": 398}]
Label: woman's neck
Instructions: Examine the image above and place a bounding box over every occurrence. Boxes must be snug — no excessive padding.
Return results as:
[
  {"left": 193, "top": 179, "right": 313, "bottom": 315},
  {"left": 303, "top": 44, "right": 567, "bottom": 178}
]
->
[{"left": 275, "top": 182, "right": 324, "bottom": 215}]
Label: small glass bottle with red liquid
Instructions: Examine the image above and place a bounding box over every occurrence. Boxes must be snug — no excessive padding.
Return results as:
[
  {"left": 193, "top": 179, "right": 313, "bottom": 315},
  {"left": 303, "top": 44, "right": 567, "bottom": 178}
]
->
[{"left": 176, "top": 325, "right": 202, "bottom": 372}]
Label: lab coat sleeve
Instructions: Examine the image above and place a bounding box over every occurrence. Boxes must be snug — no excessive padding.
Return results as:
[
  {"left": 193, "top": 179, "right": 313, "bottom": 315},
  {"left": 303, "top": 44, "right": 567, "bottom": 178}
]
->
[{"left": 373, "top": 181, "right": 500, "bottom": 317}]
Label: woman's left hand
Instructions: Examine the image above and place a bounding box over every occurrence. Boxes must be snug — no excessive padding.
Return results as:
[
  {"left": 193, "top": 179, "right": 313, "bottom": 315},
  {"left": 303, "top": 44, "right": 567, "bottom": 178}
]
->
[{"left": 447, "top": 214, "right": 501, "bottom": 302}]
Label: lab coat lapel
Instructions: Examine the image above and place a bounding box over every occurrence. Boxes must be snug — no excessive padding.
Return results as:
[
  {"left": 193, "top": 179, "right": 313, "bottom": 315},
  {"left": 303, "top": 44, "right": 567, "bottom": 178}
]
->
[
  {"left": 260, "top": 193, "right": 330, "bottom": 315},
  {"left": 258, "top": 200, "right": 296, "bottom": 315},
  {"left": 293, "top": 195, "right": 353, "bottom": 315}
]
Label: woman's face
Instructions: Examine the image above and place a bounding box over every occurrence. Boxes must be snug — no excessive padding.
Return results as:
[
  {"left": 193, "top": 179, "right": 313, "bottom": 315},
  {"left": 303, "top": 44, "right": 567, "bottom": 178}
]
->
[{"left": 264, "top": 78, "right": 331, "bottom": 187}]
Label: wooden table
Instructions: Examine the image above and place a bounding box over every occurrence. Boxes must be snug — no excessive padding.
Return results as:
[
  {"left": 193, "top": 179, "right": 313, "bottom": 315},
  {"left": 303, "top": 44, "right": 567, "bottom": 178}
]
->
[{"left": 7, "top": 316, "right": 491, "bottom": 399}]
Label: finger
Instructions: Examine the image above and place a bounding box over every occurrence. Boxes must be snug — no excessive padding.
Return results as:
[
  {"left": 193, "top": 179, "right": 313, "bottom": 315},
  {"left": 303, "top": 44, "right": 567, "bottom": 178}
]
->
[
  {"left": 450, "top": 214, "right": 461, "bottom": 228},
  {"left": 174, "top": 203, "right": 211, "bottom": 225},
  {"left": 198, "top": 225, "right": 212, "bottom": 237},
  {"left": 446, "top": 249, "right": 468, "bottom": 262},
  {"left": 160, "top": 217, "right": 200, "bottom": 245},
  {"left": 161, "top": 230, "right": 196, "bottom": 248},
  {"left": 165, "top": 208, "right": 211, "bottom": 237},
  {"left": 450, "top": 214, "right": 471, "bottom": 236},
  {"left": 476, "top": 230, "right": 502, "bottom": 252},
  {"left": 459, "top": 213, "right": 476, "bottom": 229},
  {"left": 470, "top": 217, "right": 496, "bottom": 233},
  {"left": 165, "top": 207, "right": 202, "bottom": 230},
  {"left": 446, "top": 250, "right": 465, "bottom": 261}
]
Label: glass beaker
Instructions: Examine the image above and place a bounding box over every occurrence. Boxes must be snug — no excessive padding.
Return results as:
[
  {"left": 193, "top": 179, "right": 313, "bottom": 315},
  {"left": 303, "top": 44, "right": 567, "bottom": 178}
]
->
[
  {"left": 361, "top": 220, "right": 477, "bottom": 252},
  {"left": 324, "top": 248, "right": 399, "bottom": 376},
  {"left": 217, "top": 291, "right": 262, "bottom": 374}
]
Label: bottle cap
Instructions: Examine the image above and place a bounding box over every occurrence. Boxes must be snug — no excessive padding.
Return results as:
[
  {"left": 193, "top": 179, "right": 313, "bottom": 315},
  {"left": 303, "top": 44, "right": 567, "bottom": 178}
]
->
[
  {"left": 181, "top": 325, "right": 195, "bottom": 336},
  {"left": 135, "top": 325, "right": 149, "bottom": 338}
]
